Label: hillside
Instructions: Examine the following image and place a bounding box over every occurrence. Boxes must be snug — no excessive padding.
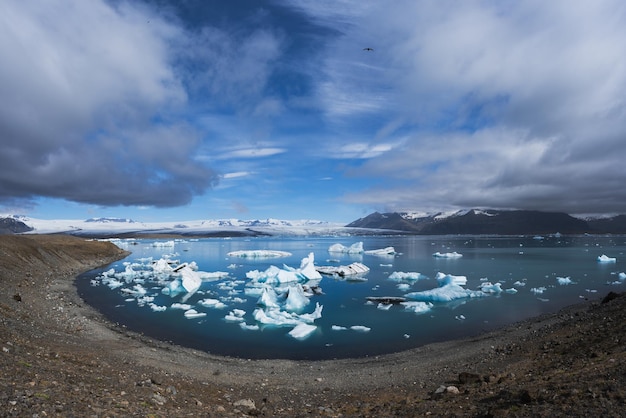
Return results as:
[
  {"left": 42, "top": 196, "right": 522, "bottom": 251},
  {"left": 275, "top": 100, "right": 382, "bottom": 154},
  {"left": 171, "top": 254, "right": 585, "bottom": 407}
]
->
[{"left": 347, "top": 209, "right": 625, "bottom": 235}]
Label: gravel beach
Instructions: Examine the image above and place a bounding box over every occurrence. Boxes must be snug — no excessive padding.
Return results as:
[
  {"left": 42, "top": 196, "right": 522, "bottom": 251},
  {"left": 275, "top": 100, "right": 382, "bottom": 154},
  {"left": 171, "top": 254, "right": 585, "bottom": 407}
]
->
[{"left": 1, "top": 234, "right": 624, "bottom": 417}]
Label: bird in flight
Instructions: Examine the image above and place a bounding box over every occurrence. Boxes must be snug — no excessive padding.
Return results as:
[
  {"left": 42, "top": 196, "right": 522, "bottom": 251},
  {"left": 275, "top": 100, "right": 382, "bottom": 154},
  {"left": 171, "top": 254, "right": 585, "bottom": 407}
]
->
[{"left": 363, "top": 47, "right": 374, "bottom": 51}]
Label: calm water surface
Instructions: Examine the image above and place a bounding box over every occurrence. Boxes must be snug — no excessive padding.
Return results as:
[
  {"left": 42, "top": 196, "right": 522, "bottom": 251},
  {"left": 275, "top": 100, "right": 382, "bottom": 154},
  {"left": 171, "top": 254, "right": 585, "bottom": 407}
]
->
[{"left": 77, "top": 235, "right": 626, "bottom": 360}]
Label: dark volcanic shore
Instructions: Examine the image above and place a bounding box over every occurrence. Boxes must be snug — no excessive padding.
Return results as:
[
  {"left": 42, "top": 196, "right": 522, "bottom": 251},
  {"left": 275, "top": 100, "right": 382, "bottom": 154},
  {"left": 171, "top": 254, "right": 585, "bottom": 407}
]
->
[{"left": 1, "top": 235, "right": 624, "bottom": 417}]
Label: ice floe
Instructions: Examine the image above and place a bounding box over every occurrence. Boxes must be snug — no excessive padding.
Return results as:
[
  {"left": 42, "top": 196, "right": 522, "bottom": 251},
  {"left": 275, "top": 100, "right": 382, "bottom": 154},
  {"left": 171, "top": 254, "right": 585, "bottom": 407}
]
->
[
  {"left": 288, "top": 323, "right": 317, "bottom": 340},
  {"left": 328, "top": 242, "right": 364, "bottom": 254},
  {"left": 597, "top": 254, "right": 617, "bottom": 263},
  {"left": 316, "top": 262, "right": 370, "bottom": 277},
  {"left": 404, "top": 272, "right": 485, "bottom": 302},
  {"left": 388, "top": 271, "right": 426, "bottom": 281},
  {"left": 364, "top": 247, "right": 396, "bottom": 256},
  {"left": 401, "top": 301, "right": 433, "bottom": 314},
  {"left": 557, "top": 276, "right": 574, "bottom": 285},
  {"left": 432, "top": 252, "right": 463, "bottom": 258}
]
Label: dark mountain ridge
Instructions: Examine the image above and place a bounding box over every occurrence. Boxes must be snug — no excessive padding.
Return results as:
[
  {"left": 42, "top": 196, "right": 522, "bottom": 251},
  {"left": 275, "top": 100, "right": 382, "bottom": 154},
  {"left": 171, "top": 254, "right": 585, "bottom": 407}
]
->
[{"left": 347, "top": 209, "right": 626, "bottom": 235}]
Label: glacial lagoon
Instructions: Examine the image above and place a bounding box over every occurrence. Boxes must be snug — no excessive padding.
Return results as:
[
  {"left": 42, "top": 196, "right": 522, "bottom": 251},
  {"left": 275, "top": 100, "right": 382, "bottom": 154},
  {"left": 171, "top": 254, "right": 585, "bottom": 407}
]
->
[{"left": 77, "top": 235, "right": 626, "bottom": 360}]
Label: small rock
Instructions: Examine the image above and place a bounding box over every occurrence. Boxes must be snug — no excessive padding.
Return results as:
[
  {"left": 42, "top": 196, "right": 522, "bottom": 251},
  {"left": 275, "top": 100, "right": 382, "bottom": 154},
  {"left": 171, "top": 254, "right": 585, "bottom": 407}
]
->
[
  {"left": 13, "top": 293, "right": 21, "bottom": 302},
  {"left": 233, "top": 398, "right": 256, "bottom": 411},
  {"left": 446, "top": 386, "right": 460, "bottom": 395},
  {"left": 152, "top": 393, "right": 167, "bottom": 406}
]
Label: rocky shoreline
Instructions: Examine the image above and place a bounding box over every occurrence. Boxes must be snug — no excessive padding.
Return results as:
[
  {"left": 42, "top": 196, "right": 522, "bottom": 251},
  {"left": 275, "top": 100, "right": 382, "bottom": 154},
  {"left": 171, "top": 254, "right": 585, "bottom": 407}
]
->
[{"left": 1, "top": 234, "right": 624, "bottom": 416}]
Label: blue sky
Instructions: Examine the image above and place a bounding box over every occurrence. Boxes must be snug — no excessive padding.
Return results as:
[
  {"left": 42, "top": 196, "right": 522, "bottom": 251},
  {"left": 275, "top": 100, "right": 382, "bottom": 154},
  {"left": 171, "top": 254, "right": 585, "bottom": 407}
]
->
[{"left": 2, "top": 1, "right": 626, "bottom": 223}]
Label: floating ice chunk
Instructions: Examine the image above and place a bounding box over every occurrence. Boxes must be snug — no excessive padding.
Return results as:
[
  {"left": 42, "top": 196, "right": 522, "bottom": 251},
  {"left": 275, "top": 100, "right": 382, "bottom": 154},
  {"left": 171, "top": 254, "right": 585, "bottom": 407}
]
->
[
  {"left": 401, "top": 301, "right": 433, "bottom": 314},
  {"left": 436, "top": 272, "right": 467, "bottom": 286},
  {"left": 285, "top": 284, "right": 311, "bottom": 312},
  {"left": 397, "top": 283, "right": 411, "bottom": 291},
  {"left": 328, "top": 242, "right": 364, "bottom": 254},
  {"left": 350, "top": 325, "right": 371, "bottom": 332},
  {"left": 331, "top": 325, "right": 347, "bottom": 331},
  {"left": 377, "top": 303, "right": 393, "bottom": 310},
  {"left": 152, "top": 241, "right": 175, "bottom": 248},
  {"left": 455, "top": 314, "right": 466, "bottom": 320},
  {"left": 198, "top": 298, "right": 227, "bottom": 309},
  {"left": 253, "top": 303, "right": 323, "bottom": 327},
  {"left": 388, "top": 271, "right": 425, "bottom": 281},
  {"left": 246, "top": 265, "right": 299, "bottom": 284},
  {"left": 505, "top": 288, "right": 518, "bottom": 294},
  {"left": 184, "top": 309, "right": 206, "bottom": 319},
  {"left": 121, "top": 284, "right": 148, "bottom": 297},
  {"left": 227, "top": 250, "right": 292, "bottom": 258},
  {"left": 557, "top": 276, "right": 574, "bottom": 285},
  {"left": 619, "top": 272, "right": 626, "bottom": 280},
  {"left": 480, "top": 282, "right": 503, "bottom": 294},
  {"left": 244, "top": 286, "right": 264, "bottom": 297},
  {"left": 433, "top": 252, "right": 463, "bottom": 258},
  {"left": 364, "top": 247, "right": 396, "bottom": 256},
  {"left": 239, "top": 322, "right": 259, "bottom": 331},
  {"left": 598, "top": 254, "right": 617, "bottom": 263},
  {"left": 104, "top": 278, "right": 124, "bottom": 289},
  {"left": 530, "top": 287, "right": 547, "bottom": 294},
  {"left": 148, "top": 303, "right": 167, "bottom": 312},
  {"left": 513, "top": 280, "right": 526, "bottom": 287},
  {"left": 316, "top": 262, "right": 369, "bottom": 277},
  {"left": 288, "top": 323, "right": 317, "bottom": 340},
  {"left": 406, "top": 284, "right": 485, "bottom": 302},
  {"left": 171, "top": 303, "right": 193, "bottom": 310},
  {"left": 224, "top": 310, "right": 246, "bottom": 322}
]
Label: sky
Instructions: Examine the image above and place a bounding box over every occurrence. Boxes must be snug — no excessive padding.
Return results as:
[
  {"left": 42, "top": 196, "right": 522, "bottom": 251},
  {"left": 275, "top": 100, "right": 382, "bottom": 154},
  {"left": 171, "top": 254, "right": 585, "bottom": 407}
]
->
[{"left": 2, "top": 0, "right": 626, "bottom": 223}]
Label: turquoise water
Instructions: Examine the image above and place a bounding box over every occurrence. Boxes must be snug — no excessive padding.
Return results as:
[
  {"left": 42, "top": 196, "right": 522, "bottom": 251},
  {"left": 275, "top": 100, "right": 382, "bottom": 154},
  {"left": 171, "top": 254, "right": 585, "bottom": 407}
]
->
[{"left": 76, "top": 235, "right": 626, "bottom": 360}]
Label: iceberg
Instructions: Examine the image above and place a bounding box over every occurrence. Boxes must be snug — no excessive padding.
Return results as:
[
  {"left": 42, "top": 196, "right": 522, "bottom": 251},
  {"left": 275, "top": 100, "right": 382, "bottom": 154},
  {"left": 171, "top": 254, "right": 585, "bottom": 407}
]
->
[
  {"left": 252, "top": 302, "right": 323, "bottom": 327},
  {"left": 619, "top": 272, "right": 626, "bottom": 280},
  {"left": 257, "top": 287, "right": 280, "bottom": 308},
  {"left": 401, "top": 301, "right": 433, "bottom": 314},
  {"left": 433, "top": 252, "right": 463, "bottom": 258},
  {"left": 151, "top": 240, "right": 175, "bottom": 248},
  {"left": 405, "top": 272, "right": 484, "bottom": 302},
  {"left": 246, "top": 253, "right": 321, "bottom": 284},
  {"left": 180, "top": 266, "right": 201, "bottom": 294},
  {"left": 288, "top": 323, "right": 317, "bottom": 340},
  {"left": 198, "top": 298, "right": 227, "bottom": 309},
  {"left": 350, "top": 325, "right": 371, "bottom": 332},
  {"left": 316, "top": 262, "right": 370, "bottom": 277},
  {"left": 436, "top": 272, "right": 467, "bottom": 286},
  {"left": 388, "top": 271, "right": 425, "bottom": 281},
  {"left": 557, "top": 276, "right": 574, "bottom": 285},
  {"left": 224, "top": 309, "right": 246, "bottom": 322},
  {"left": 479, "top": 282, "right": 503, "bottom": 294},
  {"left": 227, "top": 250, "right": 292, "bottom": 258},
  {"left": 328, "top": 242, "right": 364, "bottom": 254},
  {"left": 530, "top": 287, "right": 547, "bottom": 294},
  {"left": 598, "top": 254, "right": 617, "bottom": 263},
  {"left": 364, "top": 247, "right": 396, "bottom": 256},
  {"left": 184, "top": 309, "right": 206, "bottom": 319}
]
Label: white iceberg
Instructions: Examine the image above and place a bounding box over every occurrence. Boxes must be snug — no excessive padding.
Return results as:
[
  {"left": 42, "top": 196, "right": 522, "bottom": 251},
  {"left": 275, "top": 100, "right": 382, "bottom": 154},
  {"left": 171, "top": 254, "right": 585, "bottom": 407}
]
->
[
  {"left": 257, "top": 287, "right": 280, "bottom": 308},
  {"left": 530, "top": 287, "right": 547, "bottom": 294},
  {"left": 388, "top": 271, "right": 425, "bottom": 281},
  {"left": 331, "top": 325, "right": 347, "bottom": 331},
  {"left": 246, "top": 253, "right": 321, "bottom": 284},
  {"left": 198, "top": 298, "right": 227, "bottom": 309},
  {"left": 252, "top": 302, "right": 323, "bottom": 327},
  {"left": 480, "top": 282, "right": 503, "bottom": 294},
  {"left": 436, "top": 272, "right": 467, "bottom": 286},
  {"left": 328, "top": 242, "right": 364, "bottom": 254},
  {"left": 557, "top": 276, "right": 574, "bottom": 285},
  {"left": 184, "top": 309, "right": 206, "bottom": 319},
  {"left": 227, "top": 250, "right": 292, "bottom": 258},
  {"left": 316, "top": 262, "right": 370, "bottom": 277},
  {"left": 401, "top": 301, "right": 433, "bottom": 314},
  {"left": 364, "top": 247, "right": 396, "bottom": 256},
  {"left": 619, "top": 272, "right": 626, "bottom": 280},
  {"left": 598, "top": 254, "right": 617, "bottom": 263},
  {"left": 151, "top": 240, "right": 175, "bottom": 248},
  {"left": 180, "top": 266, "right": 201, "bottom": 294},
  {"left": 406, "top": 273, "right": 484, "bottom": 302},
  {"left": 288, "top": 323, "right": 317, "bottom": 340},
  {"left": 433, "top": 252, "right": 463, "bottom": 258},
  {"left": 350, "top": 325, "right": 371, "bottom": 332}
]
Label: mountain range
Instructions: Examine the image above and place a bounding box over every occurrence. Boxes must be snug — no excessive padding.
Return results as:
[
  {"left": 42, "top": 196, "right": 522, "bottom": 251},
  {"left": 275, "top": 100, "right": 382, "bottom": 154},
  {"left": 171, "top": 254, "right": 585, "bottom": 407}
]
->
[
  {"left": 346, "top": 209, "right": 626, "bottom": 235},
  {"left": 2, "top": 209, "right": 626, "bottom": 236}
]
